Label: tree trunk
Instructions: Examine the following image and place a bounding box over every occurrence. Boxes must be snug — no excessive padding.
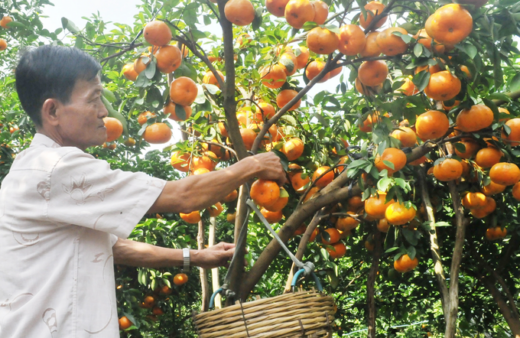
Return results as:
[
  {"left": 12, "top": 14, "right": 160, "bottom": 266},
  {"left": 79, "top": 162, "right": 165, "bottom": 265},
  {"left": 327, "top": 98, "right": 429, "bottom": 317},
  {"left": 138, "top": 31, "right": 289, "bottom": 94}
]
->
[
  {"left": 208, "top": 217, "right": 222, "bottom": 309},
  {"left": 198, "top": 220, "right": 210, "bottom": 311},
  {"left": 367, "top": 230, "right": 382, "bottom": 338},
  {"left": 481, "top": 276, "right": 520, "bottom": 337},
  {"left": 418, "top": 168, "right": 449, "bottom": 315},
  {"left": 444, "top": 180, "right": 468, "bottom": 338}
]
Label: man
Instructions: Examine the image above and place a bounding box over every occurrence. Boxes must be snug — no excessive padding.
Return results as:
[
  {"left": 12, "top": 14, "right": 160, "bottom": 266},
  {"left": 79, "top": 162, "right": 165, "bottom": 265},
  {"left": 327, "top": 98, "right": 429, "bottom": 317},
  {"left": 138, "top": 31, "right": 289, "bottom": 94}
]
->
[{"left": 0, "top": 45, "right": 286, "bottom": 337}]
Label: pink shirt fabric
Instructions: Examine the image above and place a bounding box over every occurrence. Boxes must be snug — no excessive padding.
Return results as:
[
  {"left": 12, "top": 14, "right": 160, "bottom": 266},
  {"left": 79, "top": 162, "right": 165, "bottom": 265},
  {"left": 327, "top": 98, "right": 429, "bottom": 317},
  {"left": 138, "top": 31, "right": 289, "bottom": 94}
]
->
[{"left": 0, "top": 133, "right": 166, "bottom": 337}]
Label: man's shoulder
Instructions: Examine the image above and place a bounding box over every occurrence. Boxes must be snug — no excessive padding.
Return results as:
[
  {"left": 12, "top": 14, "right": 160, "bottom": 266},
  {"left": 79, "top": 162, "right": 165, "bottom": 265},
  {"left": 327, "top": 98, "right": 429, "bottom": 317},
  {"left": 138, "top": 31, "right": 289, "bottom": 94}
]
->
[{"left": 11, "top": 145, "right": 95, "bottom": 173}]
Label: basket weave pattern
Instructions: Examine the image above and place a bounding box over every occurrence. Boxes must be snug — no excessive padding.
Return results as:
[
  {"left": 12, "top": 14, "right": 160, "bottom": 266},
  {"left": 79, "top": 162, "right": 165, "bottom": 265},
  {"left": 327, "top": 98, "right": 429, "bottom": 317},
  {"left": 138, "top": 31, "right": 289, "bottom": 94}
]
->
[{"left": 193, "top": 290, "right": 335, "bottom": 338}]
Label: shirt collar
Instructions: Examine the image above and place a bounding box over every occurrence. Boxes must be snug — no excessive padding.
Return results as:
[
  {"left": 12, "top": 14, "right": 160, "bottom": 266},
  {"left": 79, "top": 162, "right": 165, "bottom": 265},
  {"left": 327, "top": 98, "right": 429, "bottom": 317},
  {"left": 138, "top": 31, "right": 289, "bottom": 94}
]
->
[{"left": 30, "top": 133, "right": 62, "bottom": 149}]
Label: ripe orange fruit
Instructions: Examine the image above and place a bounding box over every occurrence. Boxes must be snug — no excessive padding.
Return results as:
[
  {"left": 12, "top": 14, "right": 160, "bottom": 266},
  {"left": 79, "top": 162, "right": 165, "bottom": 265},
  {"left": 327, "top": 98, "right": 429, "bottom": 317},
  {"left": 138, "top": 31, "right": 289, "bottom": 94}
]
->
[
  {"left": 180, "top": 210, "right": 201, "bottom": 224},
  {"left": 481, "top": 180, "right": 506, "bottom": 196},
  {"left": 144, "top": 21, "right": 172, "bottom": 46},
  {"left": 142, "top": 295, "right": 156, "bottom": 308},
  {"left": 490, "top": 162, "right": 520, "bottom": 186},
  {"left": 192, "top": 167, "right": 210, "bottom": 176},
  {"left": 171, "top": 151, "right": 191, "bottom": 172},
  {"left": 152, "top": 307, "right": 164, "bottom": 316},
  {"left": 294, "top": 46, "right": 310, "bottom": 69},
  {"left": 433, "top": 158, "right": 463, "bottom": 181},
  {"left": 424, "top": 70, "right": 461, "bottom": 101},
  {"left": 119, "top": 316, "right": 133, "bottom": 330},
  {"left": 124, "top": 138, "right": 136, "bottom": 147},
  {"left": 134, "top": 54, "right": 150, "bottom": 74},
  {"left": 456, "top": 105, "right": 494, "bottom": 133},
  {"left": 294, "top": 224, "right": 307, "bottom": 236},
  {"left": 391, "top": 127, "right": 417, "bottom": 148},
  {"left": 399, "top": 78, "right": 418, "bottom": 96},
  {"left": 312, "top": 1, "right": 328, "bottom": 24},
  {"left": 355, "top": 79, "right": 382, "bottom": 97},
  {"left": 358, "top": 60, "right": 388, "bottom": 87},
  {"left": 475, "top": 147, "right": 502, "bottom": 169},
  {"left": 261, "top": 207, "right": 283, "bottom": 223},
  {"left": 264, "top": 187, "right": 289, "bottom": 212},
  {"left": 502, "top": 118, "right": 520, "bottom": 147},
  {"left": 312, "top": 166, "right": 334, "bottom": 188},
  {"left": 462, "top": 192, "right": 487, "bottom": 210},
  {"left": 260, "top": 64, "right": 287, "bottom": 89},
  {"left": 415, "top": 64, "right": 442, "bottom": 75},
  {"left": 485, "top": 227, "right": 507, "bottom": 241},
  {"left": 203, "top": 70, "right": 225, "bottom": 88},
  {"left": 291, "top": 172, "right": 311, "bottom": 193},
  {"left": 225, "top": 0, "right": 255, "bottom": 26},
  {"left": 282, "top": 138, "right": 304, "bottom": 161},
  {"left": 415, "top": 110, "right": 450, "bottom": 141},
  {"left": 377, "top": 218, "right": 390, "bottom": 233},
  {"left": 309, "top": 228, "right": 319, "bottom": 242},
  {"left": 0, "top": 16, "right": 13, "bottom": 29},
  {"left": 143, "top": 123, "right": 172, "bottom": 144},
  {"left": 327, "top": 242, "right": 346, "bottom": 259},
  {"left": 276, "top": 89, "right": 301, "bottom": 111},
  {"left": 305, "top": 60, "right": 330, "bottom": 83},
  {"left": 327, "top": 66, "right": 342, "bottom": 80},
  {"left": 227, "top": 212, "right": 236, "bottom": 222},
  {"left": 237, "top": 33, "right": 252, "bottom": 47},
  {"left": 122, "top": 63, "right": 139, "bottom": 81},
  {"left": 375, "top": 148, "right": 407, "bottom": 175},
  {"left": 425, "top": 4, "right": 473, "bottom": 45},
  {"left": 376, "top": 27, "right": 409, "bottom": 56},
  {"left": 359, "top": 112, "right": 382, "bottom": 132},
  {"left": 365, "top": 192, "right": 394, "bottom": 219},
  {"left": 192, "top": 151, "right": 218, "bottom": 171},
  {"left": 174, "top": 273, "right": 189, "bottom": 285},
  {"left": 336, "top": 211, "right": 359, "bottom": 231},
  {"left": 512, "top": 182, "right": 520, "bottom": 201},
  {"left": 164, "top": 101, "right": 192, "bottom": 121},
  {"left": 208, "top": 202, "right": 224, "bottom": 217},
  {"left": 285, "top": 0, "right": 315, "bottom": 29},
  {"left": 306, "top": 27, "right": 339, "bottom": 55},
  {"left": 321, "top": 228, "right": 341, "bottom": 245},
  {"left": 154, "top": 45, "right": 182, "bottom": 73},
  {"left": 251, "top": 179, "right": 280, "bottom": 207},
  {"left": 347, "top": 196, "right": 364, "bottom": 211},
  {"left": 240, "top": 128, "right": 257, "bottom": 150},
  {"left": 103, "top": 117, "right": 123, "bottom": 143},
  {"left": 360, "top": 31, "right": 381, "bottom": 57},
  {"left": 454, "top": 139, "right": 480, "bottom": 159},
  {"left": 266, "top": 0, "right": 291, "bottom": 17},
  {"left": 337, "top": 24, "right": 366, "bottom": 56},
  {"left": 385, "top": 201, "right": 416, "bottom": 225},
  {"left": 170, "top": 77, "right": 198, "bottom": 106},
  {"left": 498, "top": 107, "right": 511, "bottom": 122},
  {"left": 223, "top": 190, "right": 238, "bottom": 203},
  {"left": 359, "top": 1, "right": 387, "bottom": 30},
  {"left": 394, "top": 254, "right": 419, "bottom": 273},
  {"left": 137, "top": 111, "right": 156, "bottom": 125},
  {"left": 414, "top": 29, "right": 445, "bottom": 53},
  {"left": 256, "top": 102, "right": 276, "bottom": 121}
]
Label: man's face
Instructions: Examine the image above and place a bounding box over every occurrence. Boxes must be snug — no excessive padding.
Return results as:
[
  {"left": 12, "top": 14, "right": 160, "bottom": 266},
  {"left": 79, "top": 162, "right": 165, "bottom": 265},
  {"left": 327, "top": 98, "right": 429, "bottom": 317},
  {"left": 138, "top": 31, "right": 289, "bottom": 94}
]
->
[{"left": 55, "top": 76, "right": 108, "bottom": 150}]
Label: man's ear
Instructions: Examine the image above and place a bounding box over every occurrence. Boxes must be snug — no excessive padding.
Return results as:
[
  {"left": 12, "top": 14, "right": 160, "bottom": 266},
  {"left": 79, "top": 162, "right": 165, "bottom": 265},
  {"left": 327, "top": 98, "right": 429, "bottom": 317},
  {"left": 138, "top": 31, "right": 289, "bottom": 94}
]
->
[{"left": 41, "top": 98, "right": 61, "bottom": 127}]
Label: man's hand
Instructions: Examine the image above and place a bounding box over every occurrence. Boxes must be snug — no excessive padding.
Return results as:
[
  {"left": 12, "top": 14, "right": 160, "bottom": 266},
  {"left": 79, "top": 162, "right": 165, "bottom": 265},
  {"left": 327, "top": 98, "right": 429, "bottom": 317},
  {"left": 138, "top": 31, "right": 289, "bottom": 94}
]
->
[
  {"left": 249, "top": 152, "right": 288, "bottom": 186},
  {"left": 191, "top": 242, "right": 236, "bottom": 269}
]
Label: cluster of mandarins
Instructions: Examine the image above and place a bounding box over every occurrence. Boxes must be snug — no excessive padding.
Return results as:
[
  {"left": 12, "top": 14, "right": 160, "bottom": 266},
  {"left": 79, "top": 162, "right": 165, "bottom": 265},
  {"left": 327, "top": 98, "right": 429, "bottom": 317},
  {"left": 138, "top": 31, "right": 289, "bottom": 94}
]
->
[
  {"left": 118, "top": 272, "right": 189, "bottom": 330},
  {"left": 0, "top": 15, "right": 13, "bottom": 51}
]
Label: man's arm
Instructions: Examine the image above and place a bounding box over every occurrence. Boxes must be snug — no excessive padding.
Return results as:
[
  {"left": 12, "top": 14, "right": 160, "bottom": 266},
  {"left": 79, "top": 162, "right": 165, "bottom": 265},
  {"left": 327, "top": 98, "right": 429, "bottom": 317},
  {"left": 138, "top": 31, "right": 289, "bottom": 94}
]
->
[
  {"left": 112, "top": 238, "right": 236, "bottom": 269},
  {"left": 148, "top": 152, "right": 287, "bottom": 214}
]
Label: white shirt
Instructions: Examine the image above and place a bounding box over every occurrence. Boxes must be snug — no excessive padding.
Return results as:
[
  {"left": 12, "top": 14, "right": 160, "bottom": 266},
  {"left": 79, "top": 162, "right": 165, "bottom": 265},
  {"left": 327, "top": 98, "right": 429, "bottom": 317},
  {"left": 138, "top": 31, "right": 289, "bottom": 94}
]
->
[{"left": 0, "top": 134, "right": 166, "bottom": 338}]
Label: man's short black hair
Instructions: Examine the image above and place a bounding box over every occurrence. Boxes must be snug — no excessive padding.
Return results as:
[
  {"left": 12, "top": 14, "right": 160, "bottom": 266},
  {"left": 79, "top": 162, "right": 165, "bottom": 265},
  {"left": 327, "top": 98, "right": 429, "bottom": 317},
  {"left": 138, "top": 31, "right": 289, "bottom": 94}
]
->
[{"left": 15, "top": 45, "right": 101, "bottom": 127}]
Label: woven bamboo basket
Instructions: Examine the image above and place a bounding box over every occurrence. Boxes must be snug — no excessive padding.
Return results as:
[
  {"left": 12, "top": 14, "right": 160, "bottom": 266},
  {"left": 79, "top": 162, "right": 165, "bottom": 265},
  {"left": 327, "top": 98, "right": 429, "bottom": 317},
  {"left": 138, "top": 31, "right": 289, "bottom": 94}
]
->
[{"left": 193, "top": 289, "right": 335, "bottom": 338}]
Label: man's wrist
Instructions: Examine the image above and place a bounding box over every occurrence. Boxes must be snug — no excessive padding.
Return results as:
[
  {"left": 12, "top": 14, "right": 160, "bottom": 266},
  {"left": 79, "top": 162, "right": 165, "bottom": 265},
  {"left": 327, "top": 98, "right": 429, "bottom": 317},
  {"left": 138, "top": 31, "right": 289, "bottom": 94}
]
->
[{"left": 189, "top": 249, "right": 200, "bottom": 268}]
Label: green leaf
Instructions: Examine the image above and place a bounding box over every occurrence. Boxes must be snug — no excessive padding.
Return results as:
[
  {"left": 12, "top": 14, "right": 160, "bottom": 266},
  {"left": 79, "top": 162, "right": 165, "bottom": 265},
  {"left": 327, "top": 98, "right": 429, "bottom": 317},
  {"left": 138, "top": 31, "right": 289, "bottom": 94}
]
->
[
  {"left": 413, "top": 43, "right": 423, "bottom": 58},
  {"left": 407, "top": 246, "right": 416, "bottom": 260},
  {"left": 61, "top": 17, "right": 79, "bottom": 34},
  {"left": 385, "top": 247, "right": 400, "bottom": 253},
  {"left": 412, "top": 71, "right": 431, "bottom": 92},
  {"left": 434, "top": 221, "right": 451, "bottom": 227},
  {"left": 402, "top": 229, "right": 418, "bottom": 245},
  {"left": 456, "top": 43, "right": 477, "bottom": 59},
  {"left": 454, "top": 142, "right": 466, "bottom": 154},
  {"left": 252, "top": 7, "right": 263, "bottom": 31},
  {"left": 175, "top": 105, "right": 186, "bottom": 120},
  {"left": 392, "top": 31, "right": 412, "bottom": 44},
  {"left": 482, "top": 98, "right": 500, "bottom": 121},
  {"left": 377, "top": 177, "right": 392, "bottom": 192},
  {"left": 203, "top": 84, "right": 220, "bottom": 95},
  {"left": 74, "top": 36, "right": 84, "bottom": 49},
  {"left": 382, "top": 160, "right": 395, "bottom": 170},
  {"left": 279, "top": 56, "right": 295, "bottom": 73},
  {"left": 510, "top": 73, "right": 520, "bottom": 92},
  {"left": 144, "top": 59, "right": 157, "bottom": 80},
  {"left": 102, "top": 88, "right": 116, "bottom": 103},
  {"left": 487, "top": 93, "right": 511, "bottom": 103}
]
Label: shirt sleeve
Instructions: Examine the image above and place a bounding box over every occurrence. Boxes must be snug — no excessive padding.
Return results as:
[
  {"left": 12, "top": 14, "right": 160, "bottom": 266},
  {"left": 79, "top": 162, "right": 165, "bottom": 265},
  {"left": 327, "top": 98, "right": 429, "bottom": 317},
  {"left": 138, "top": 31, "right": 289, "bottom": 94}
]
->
[
  {"left": 110, "top": 234, "right": 119, "bottom": 246},
  {"left": 47, "top": 149, "right": 167, "bottom": 239}
]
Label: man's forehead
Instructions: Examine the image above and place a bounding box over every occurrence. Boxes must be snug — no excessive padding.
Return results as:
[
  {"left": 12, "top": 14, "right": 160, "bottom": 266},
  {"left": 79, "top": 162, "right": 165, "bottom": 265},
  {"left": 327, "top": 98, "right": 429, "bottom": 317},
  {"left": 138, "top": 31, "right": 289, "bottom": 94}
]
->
[{"left": 73, "top": 76, "right": 102, "bottom": 95}]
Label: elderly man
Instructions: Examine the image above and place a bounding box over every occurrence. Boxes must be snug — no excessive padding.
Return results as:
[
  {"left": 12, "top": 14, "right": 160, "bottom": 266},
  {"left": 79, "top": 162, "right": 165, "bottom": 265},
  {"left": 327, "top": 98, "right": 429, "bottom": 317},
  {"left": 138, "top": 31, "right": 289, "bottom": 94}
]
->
[{"left": 0, "top": 45, "right": 286, "bottom": 337}]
